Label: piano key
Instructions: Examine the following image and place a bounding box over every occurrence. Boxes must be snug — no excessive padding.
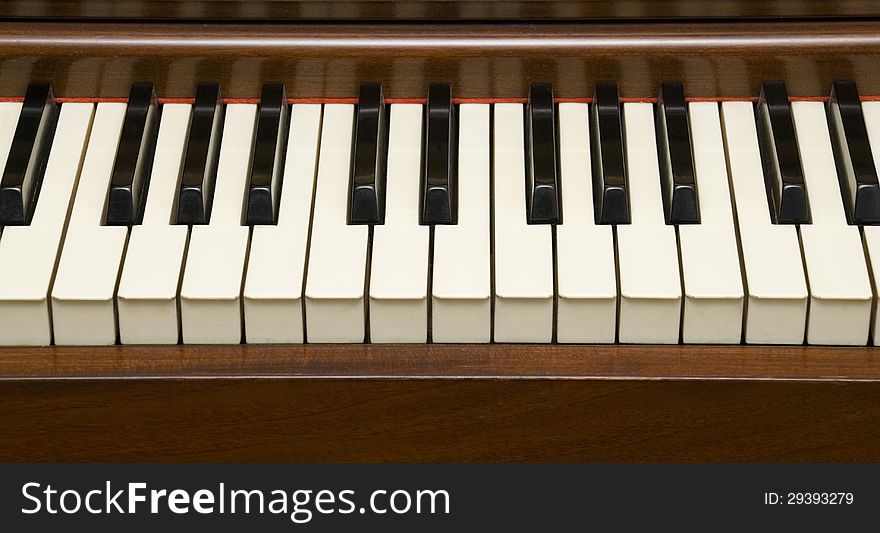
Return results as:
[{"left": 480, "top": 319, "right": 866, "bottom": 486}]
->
[
  {"left": 555, "top": 103, "right": 617, "bottom": 343},
  {"left": 827, "top": 80, "right": 880, "bottom": 225},
  {"left": 0, "top": 83, "right": 58, "bottom": 225},
  {"left": 616, "top": 102, "right": 682, "bottom": 343},
  {"left": 177, "top": 83, "right": 223, "bottom": 225},
  {"left": 179, "top": 104, "right": 255, "bottom": 343},
  {"left": 677, "top": 103, "right": 744, "bottom": 343},
  {"left": 721, "top": 101, "right": 808, "bottom": 344},
  {"left": 105, "top": 83, "right": 159, "bottom": 226},
  {"left": 791, "top": 101, "right": 872, "bottom": 345},
  {"left": 0, "top": 103, "right": 93, "bottom": 345},
  {"left": 525, "top": 82, "right": 560, "bottom": 224},
  {"left": 370, "top": 104, "right": 430, "bottom": 342},
  {"left": 431, "top": 104, "right": 491, "bottom": 343},
  {"left": 243, "top": 104, "right": 321, "bottom": 343},
  {"left": 348, "top": 83, "right": 387, "bottom": 225},
  {"left": 858, "top": 102, "right": 880, "bottom": 345},
  {"left": 305, "top": 104, "right": 369, "bottom": 343},
  {"left": 591, "top": 83, "right": 630, "bottom": 224},
  {"left": 421, "top": 84, "right": 456, "bottom": 225},
  {"left": 116, "top": 104, "right": 191, "bottom": 344},
  {"left": 756, "top": 81, "right": 811, "bottom": 224},
  {"left": 656, "top": 82, "right": 699, "bottom": 224},
  {"left": 493, "top": 103, "right": 553, "bottom": 342},
  {"left": 245, "top": 83, "right": 288, "bottom": 225},
  {"left": 52, "top": 103, "right": 128, "bottom": 345}
]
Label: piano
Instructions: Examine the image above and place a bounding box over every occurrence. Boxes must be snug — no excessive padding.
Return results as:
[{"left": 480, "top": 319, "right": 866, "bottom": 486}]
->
[{"left": 1, "top": 0, "right": 879, "bottom": 462}]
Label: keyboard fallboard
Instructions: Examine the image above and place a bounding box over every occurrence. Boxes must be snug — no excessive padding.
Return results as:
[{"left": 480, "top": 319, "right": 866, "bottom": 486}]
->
[{"left": 1, "top": 20, "right": 879, "bottom": 99}]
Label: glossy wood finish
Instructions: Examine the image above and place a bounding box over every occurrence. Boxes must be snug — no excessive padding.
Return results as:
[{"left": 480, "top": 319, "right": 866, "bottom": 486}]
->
[
  {"left": 0, "top": 345, "right": 878, "bottom": 462},
  {"left": 4, "top": 0, "right": 880, "bottom": 21},
  {"left": 3, "top": 21, "right": 880, "bottom": 99},
  {"left": 1, "top": 374, "right": 879, "bottom": 462},
  {"left": 2, "top": 344, "right": 880, "bottom": 381}
]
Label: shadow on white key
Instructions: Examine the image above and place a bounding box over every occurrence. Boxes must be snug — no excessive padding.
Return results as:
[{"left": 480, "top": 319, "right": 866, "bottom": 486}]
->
[
  {"left": 859, "top": 103, "right": 880, "bottom": 345},
  {"left": 678, "top": 103, "right": 744, "bottom": 344},
  {"left": 305, "top": 105, "right": 369, "bottom": 343},
  {"left": 116, "top": 104, "right": 191, "bottom": 344},
  {"left": 52, "top": 103, "right": 127, "bottom": 345},
  {"left": 0, "top": 103, "right": 93, "bottom": 345},
  {"left": 369, "top": 104, "right": 429, "bottom": 343},
  {"left": 244, "top": 104, "right": 322, "bottom": 343},
  {"left": 722, "top": 102, "right": 808, "bottom": 344},
  {"left": 432, "top": 104, "right": 491, "bottom": 343},
  {"left": 617, "top": 103, "right": 681, "bottom": 344},
  {"left": 555, "top": 103, "right": 616, "bottom": 343},
  {"left": 792, "top": 102, "right": 872, "bottom": 345},
  {"left": 493, "top": 104, "right": 553, "bottom": 342},
  {"left": 179, "top": 105, "right": 254, "bottom": 344}
]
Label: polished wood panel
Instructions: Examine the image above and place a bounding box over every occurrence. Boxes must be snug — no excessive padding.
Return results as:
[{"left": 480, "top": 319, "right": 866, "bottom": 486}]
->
[
  {"left": 3, "top": 0, "right": 880, "bottom": 21},
  {"left": 1, "top": 344, "right": 879, "bottom": 380},
  {"left": 2, "top": 378, "right": 879, "bottom": 462},
  {"left": 1, "top": 21, "right": 880, "bottom": 98},
  {"left": 0, "top": 346, "right": 876, "bottom": 461}
]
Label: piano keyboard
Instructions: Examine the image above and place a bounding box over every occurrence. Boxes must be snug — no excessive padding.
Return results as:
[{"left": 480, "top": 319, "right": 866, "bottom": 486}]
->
[{"left": 1, "top": 80, "right": 879, "bottom": 347}]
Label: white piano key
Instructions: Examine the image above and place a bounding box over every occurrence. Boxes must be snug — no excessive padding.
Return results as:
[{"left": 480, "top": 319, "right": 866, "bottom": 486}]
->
[
  {"left": 179, "top": 104, "right": 255, "bottom": 344},
  {"left": 305, "top": 104, "right": 369, "bottom": 343},
  {"left": 51, "top": 103, "right": 128, "bottom": 345},
  {"left": 432, "top": 104, "right": 491, "bottom": 343},
  {"left": 678, "top": 103, "right": 744, "bottom": 344},
  {"left": 555, "top": 103, "right": 616, "bottom": 343},
  {"left": 616, "top": 103, "right": 682, "bottom": 344},
  {"left": 859, "top": 103, "right": 880, "bottom": 345},
  {"left": 722, "top": 102, "right": 808, "bottom": 344},
  {"left": 792, "top": 101, "right": 872, "bottom": 345},
  {"left": 0, "top": 103, "right": 93, "bottom": 345},
  {"left": 116, "top": 104, "right": 191, "bottom": 344},
  {"left": 369, "top": 104, "right": 429, "bottom": 343},
  {"left": 243, "top": 104, "right": 322, "bottom": 343},
  {"left": 493, "top": 103, "right": 553, "bottom": 342}
]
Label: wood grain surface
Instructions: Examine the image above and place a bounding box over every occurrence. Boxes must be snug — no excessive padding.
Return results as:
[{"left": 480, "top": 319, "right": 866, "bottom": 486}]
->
[
  {"left": 3, "top": 0, "right": 880, "bottom": 21},
  {"left": 0, "top": 21, "right": 879, "bottom": 98},
  {"left": 0, "top": 345, "right": 877, "bottom": 462},
  {"left": 1, "top": 378, "right": 878, "bottom": 462},
  {"left": 1, "top": 344, "right": 879, "bottom": 381}
]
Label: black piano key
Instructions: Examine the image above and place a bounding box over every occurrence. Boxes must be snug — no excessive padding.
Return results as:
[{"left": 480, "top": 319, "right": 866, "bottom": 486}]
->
[
  {"left": 756, "top": 81, "right": 811, "bottom": 224},
  {"left": 656, "top": 82, "right": 699, "bottom": 224},
  {"left": 420, "top": 84, "right": 456, "bottom": 225},
  {"left": 245, "top": 83, "right": 288, "bottom": 226},
  {"left": 591, "top": 83, "right": 630, "bottom": 224},
  {"left": 176, "top": 83, "right": 224, "bottom": 225},
  {"left": 525, "top": 82, "right": 560, "bottom": 224},
  {"left": 828, "top": 80, "right": 880, "bottom": 225},
  {"left": 105, "top": 83, "right": 159, "bottom": 226},
  {"left": 0, "top": 83, "right": 58, "bottom": 225},
  {"left": 348, "top": 83, "right": 388, "bottom": 225}
]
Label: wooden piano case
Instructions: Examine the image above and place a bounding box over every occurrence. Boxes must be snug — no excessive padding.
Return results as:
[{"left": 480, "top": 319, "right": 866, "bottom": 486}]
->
[{"left": 0, "top": 0, "right": 879, "bottom": 462}]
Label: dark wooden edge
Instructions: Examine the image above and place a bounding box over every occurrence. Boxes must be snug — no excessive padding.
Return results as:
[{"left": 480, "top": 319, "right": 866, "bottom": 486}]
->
[
  {"left": 4, "top": 0, "right": 880, "bottom": 21},
  {"left": 1, "top": 344, "right": 879, "bottom": 381},
  {"left": 2, "top": 376, "right": 879, "bottom": 462},
  {"left": 2, "top": 20, "right": 880, "bottom": 98}
]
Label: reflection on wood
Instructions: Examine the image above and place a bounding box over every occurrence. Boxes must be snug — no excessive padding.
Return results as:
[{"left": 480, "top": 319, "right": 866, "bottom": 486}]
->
[{"left": 0, "top": 21, "right": 877, "bottom": 98}]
